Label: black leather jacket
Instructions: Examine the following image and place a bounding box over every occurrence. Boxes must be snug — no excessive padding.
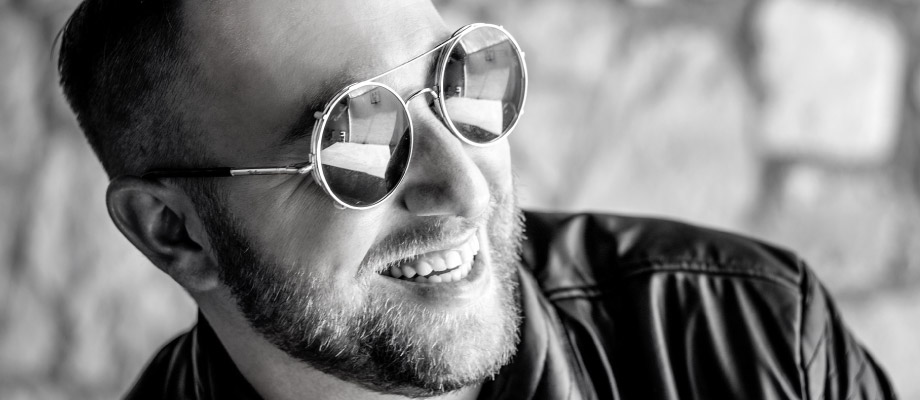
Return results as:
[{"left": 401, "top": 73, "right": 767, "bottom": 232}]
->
[{"left": 126, "top": 212, "right": 897, "bottom": 399}]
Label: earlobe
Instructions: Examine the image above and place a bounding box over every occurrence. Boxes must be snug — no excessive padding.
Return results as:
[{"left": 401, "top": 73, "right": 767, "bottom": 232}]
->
[{"left": 106, "top": 176, "right": 220, "bottom": 292}]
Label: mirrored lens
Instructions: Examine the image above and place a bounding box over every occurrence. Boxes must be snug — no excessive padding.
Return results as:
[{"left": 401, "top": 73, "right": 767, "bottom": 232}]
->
[
  {"left": 318, "top": 85, "right": 411, "bottom": 207},
  {"left": 441, "top": 26, "right": 525, "bottom": 144}
]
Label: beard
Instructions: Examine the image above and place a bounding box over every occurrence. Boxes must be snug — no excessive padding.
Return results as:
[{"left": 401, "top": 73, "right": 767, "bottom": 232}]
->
[{"left": 193, "top": 186, "right": 525, "bottom": 397}]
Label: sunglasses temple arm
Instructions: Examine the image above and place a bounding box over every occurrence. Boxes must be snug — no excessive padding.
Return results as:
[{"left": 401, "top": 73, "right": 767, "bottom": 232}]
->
[
  {"left": 229, "top": 165, "right": 312, "bottom": 176},
  {"left": 142, "top": 164, "right": 313, "bottom": 179},
  {"left": 142, "top": 167, "right": 234, "bottom": 178}
]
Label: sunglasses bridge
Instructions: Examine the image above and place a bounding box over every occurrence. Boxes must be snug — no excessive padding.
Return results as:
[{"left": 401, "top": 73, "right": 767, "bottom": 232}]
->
[{"left": 405, "top": 87, "right": 439, "bottom": 103}]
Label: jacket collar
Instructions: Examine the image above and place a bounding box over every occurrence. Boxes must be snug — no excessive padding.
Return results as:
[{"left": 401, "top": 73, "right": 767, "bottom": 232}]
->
[{"left": 476, "top": 267, "right": 587, "bottom": 400}]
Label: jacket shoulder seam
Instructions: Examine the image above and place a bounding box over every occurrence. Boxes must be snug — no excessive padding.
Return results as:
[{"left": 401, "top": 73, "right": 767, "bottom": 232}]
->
[
  {"left": 544, "top": 258, "right": 800, "bottom": 301},
  {"left": 619, "top": 257, "right": 800, "bottom": 286}
]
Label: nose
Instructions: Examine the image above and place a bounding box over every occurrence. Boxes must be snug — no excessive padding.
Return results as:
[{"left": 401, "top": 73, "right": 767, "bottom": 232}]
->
[{"left": 395, "top": 100, "right": 491, "bottom": 218}]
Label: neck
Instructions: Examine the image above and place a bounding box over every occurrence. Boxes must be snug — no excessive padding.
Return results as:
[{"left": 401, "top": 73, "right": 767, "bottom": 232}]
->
[{"left": 195, "top": 292, "right": 482, "bottom": 400}]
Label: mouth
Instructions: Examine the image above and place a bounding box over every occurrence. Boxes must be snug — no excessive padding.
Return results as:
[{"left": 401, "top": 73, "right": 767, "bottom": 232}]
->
[{"left": 379, "top": 233, "right": 480, "bottom": 284}]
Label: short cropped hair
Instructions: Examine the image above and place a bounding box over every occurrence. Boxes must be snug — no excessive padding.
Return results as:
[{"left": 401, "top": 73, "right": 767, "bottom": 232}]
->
[{"left": 58, "top": 0, "right": 199, "bottom": 178}]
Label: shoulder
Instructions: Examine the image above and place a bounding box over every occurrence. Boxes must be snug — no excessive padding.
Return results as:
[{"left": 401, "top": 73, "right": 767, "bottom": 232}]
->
[
  {"left": 521, "top": 210, "right": 805, "bottom": 299},
  {"left": 520, "top": 211, "right": 897, "bottom": 399},
  {"left": 521, "top": 211, "right": 811, "bottom": 398}
]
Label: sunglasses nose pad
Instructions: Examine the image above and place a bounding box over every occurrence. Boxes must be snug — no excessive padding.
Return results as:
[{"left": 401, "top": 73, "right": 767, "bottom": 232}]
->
[{"left": 333, "top": 201, "right": 347, "bottom": 210}]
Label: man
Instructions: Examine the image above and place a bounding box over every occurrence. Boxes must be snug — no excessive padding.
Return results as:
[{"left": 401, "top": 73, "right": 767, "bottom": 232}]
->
[{"left": 57, "top": 0, "right": 896, "bottom": 399}]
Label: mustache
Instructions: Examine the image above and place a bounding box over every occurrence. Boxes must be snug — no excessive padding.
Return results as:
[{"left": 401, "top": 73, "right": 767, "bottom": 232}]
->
[{"left": 359, "top": 198, "right": 498, "bottom": 274}]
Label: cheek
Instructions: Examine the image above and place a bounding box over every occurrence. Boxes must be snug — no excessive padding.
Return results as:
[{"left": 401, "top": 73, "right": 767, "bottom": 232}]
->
[
  {"left": 223, "top": 178, "right": 382, "bottom": 282},
  {"left": 471, "top": 140, "right": 513, "bottom": 191}
]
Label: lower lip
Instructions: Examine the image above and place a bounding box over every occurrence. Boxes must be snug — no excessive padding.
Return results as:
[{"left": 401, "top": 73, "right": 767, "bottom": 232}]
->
[{"left": 375, "top": 232, "right": 492, "bottom": 307}]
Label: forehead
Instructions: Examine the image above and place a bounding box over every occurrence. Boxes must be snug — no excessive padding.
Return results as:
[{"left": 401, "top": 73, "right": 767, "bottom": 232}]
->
[{"left": 180, "top": 0, "right": 448, "bottom": 158}]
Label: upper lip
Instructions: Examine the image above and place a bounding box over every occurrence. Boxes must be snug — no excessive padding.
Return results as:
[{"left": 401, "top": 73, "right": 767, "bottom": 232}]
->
[{"left": 374, "top": 230, "right": 479, "bottom": 271}]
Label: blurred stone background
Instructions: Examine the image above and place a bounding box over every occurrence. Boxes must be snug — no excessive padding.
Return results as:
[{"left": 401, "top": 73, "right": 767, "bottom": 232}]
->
[{"left": 1, "top": 0, "right": 919, "bottom": 398}]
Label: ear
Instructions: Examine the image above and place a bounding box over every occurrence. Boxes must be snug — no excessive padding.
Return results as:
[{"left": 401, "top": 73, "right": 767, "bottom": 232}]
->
[{"left": 106, "top": 176, "right": 220, "bottom": 292}]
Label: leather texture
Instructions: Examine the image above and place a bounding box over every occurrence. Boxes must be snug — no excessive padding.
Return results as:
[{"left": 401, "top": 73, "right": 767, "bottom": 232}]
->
[{"left": 125, "top": 212, "right": 897, "bottom": 399}]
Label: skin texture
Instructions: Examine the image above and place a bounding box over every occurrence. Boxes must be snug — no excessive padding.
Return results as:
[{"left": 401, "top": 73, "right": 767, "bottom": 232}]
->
[{"left": 105, "top": 1, "right": 522, "bottom": 399}]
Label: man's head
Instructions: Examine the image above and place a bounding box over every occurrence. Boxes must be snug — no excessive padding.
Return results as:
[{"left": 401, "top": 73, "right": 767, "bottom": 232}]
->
[{"left": 59, "top": 0, "right": 525, "bottom": 397}]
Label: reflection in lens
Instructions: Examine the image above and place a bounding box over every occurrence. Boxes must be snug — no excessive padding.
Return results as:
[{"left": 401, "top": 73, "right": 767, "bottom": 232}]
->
[
  {"left": 442, "top": 26, "right": 525, "bottom": 144},
  {"left": 319, "top": 85, "right": 411, "bottom": 207}
]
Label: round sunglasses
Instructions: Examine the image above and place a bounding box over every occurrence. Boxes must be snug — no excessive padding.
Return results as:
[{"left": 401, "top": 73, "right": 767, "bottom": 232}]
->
[{"left": 144, "top": 23, "right": 528, "bottom": 210}]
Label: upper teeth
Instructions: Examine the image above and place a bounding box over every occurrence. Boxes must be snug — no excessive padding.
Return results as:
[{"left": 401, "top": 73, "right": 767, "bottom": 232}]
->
[{"left": 383, "top": 234, "right": 480, "bottom": 283}]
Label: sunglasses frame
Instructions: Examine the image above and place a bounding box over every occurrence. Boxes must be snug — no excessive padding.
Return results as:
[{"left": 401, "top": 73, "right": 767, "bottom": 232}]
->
[
  {"left": 142, "top": 23, "right": 528, "bottom": 211},
  {"left": 311, "top": 82, "right": 414, "bottom": 210},
  {"left": 434, "top": 23, "right": 528, "bottom": 147}
]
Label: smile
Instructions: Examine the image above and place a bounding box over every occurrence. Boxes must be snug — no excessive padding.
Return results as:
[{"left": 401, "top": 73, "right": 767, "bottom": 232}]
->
[{"left": 380, "top": 234, "right": 480, "bottom": 283}]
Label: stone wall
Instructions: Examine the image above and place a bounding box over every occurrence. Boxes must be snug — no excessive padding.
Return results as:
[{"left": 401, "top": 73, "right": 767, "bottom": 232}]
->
[
  {"left": 0, "top": 1, "right": 197, "bottom": 399},
  {"left": 1, "top": 0, "right": 918, "bottom": 398}
]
